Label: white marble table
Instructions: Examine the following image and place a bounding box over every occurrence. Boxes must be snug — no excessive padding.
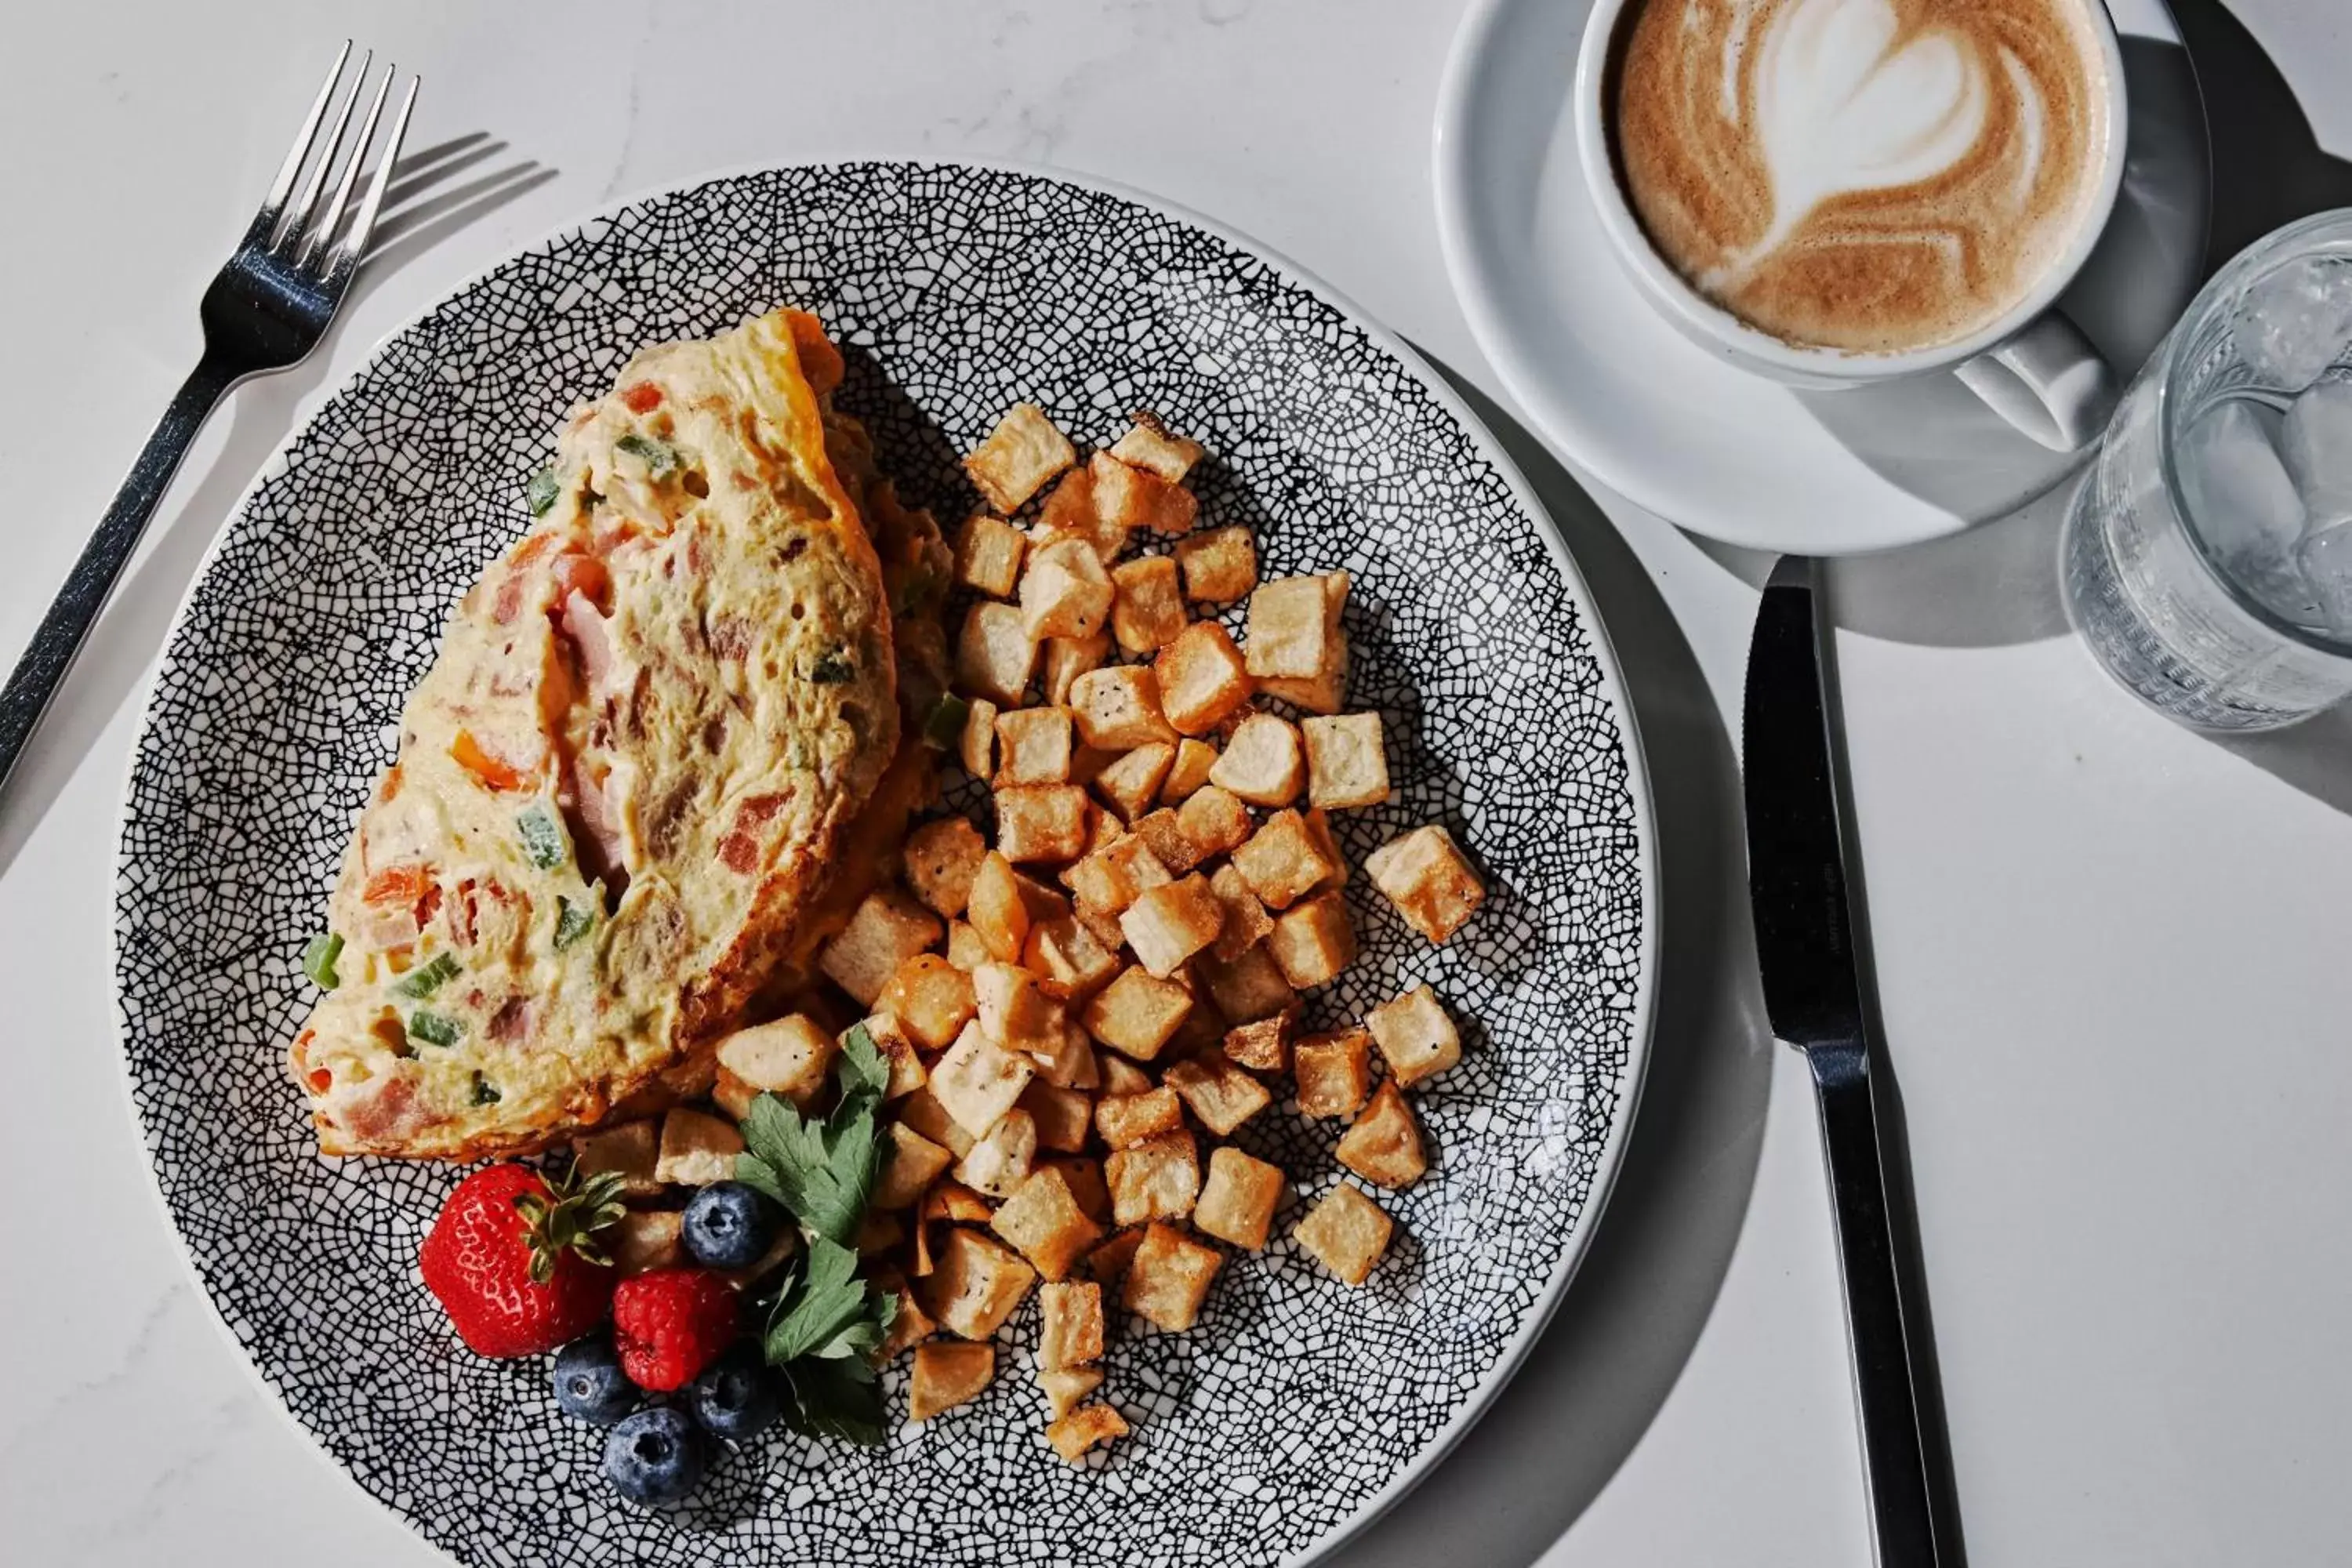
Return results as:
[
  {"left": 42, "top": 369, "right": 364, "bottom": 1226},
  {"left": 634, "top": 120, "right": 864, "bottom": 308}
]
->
[{"left": 4, "top": 2, "right": 2348, "bottom": 1563}]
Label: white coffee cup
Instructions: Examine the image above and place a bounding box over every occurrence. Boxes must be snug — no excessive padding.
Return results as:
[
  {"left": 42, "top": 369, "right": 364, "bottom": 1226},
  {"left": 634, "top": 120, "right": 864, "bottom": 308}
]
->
[{"left": 1573, "top": 0, "right": 2130, "bottom": 452}]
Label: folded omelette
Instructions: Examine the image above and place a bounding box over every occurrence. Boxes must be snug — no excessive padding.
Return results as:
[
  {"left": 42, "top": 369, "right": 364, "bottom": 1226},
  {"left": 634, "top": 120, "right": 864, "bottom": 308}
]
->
[{"left": 290, "top": 309, "right": 936, "bottom": 1160}]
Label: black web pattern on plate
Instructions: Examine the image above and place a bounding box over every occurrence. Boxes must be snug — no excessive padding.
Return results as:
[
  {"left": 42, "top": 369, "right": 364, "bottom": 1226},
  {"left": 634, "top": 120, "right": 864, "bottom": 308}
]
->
[{"left": 114, "top": 163, "right": 1647, "bottom": 1568}]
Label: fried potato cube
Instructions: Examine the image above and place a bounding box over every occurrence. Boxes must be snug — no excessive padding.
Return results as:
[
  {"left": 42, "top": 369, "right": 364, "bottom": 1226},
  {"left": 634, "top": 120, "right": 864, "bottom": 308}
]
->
[
  {"left": 1090, "top": 451, "right": 1198, "bottom": 537},
  {"left": 932, "top": 1019, "right": 1038, "bottom": 1136},
  {"left": 1196, "top": 1147, "right": 1285, "bottom": 1250},
  {"left": 1245, "top": 571, "right": 1349, "bottom": 679},
  {"left": 572, "top": 1120, "right": 662, "bottom": 1200},
  {"left": 1105, "top": 1131, "right": 1201, "bottom": 1226},
  {"left": 946, "top": 918, "right": 992, "bottom": 972},
  {"left": 879, "top": 953, "right": 978, "bottom": 1052},
  {"left": 1070, "top": 666, "right": 1179, "bottom": 750},
  {"left": 866, "top": 1013, "right": 928, "bottom": 1102},
  {"left": 1047, "top": 1403, "right": 1131, "bottom": 1463},
  {"left": 920, "top": 1228, "right": 1039, "bottom": 1341},
  {"left": 1294, "top": 1184, "right": 1394, "bottom": 1287},
  {"left": 1087, "top": 1227, "right": 1145, "bottom": 1287},
  {"left": 973, "top": 962, "right": 1067, "bottom": 1057},
  {"left": 821, "top": 889, "right": 946, "bottom": 1007},
  {"left": 923, "top": 1181, "right": 995, "bottom": 1229},
  {"left": 1162, "top": 738, "right": 1219, "bottom": 804},
  {"left": 872, "top": 1266, "right": 936, "bottom": 1361},
  {"left": 1337, "top": 1080, "right": 1428, "bottom": 1189},
  {"left": 905, "top": 815, "right": 988, "bottom": 918},
  {"left": 1016, "top": 868, "right": 1075, "bottom": 924},
  {"left": 953, "top": 511, "right": 1026, "bottom": 598},
  {"left": 1098, "top": 1052, "right": 1154, "bottom": 1098},
  {"left": 1021, "top": 537, "right": 1116, "bottom": 641},
  {"left": 1301, "top": 808, "right": 1349, "bottom": 896},
  {"left": 1020, "top": 1080, "right": 1094, "bottom": 1153},
  {"left": 995, "top": 784, "right": 1090, "bottom": 863},
  {"left": 1221, "top": 1007, "right": 1296, "bottom": 1073},
  {"left": 875, "top": 1120, "right": 956, "bottom": 1209},
  {"left": 1121, "top": 874, "right": 1226, "bottom": 978},
  {"left": 1368, "top": 984, "right": 1462, "bottom": 1088},
  {"left": 1094, "top": 1084, "right": 1185, "bottom": 1149},
  {"left": 1129, "top": 808, "right": 1203, "bottom": 877},
  {"left": 1041, "top": 632, "right": 1112, "bottom": 707},
  {"left": 898, "top": 1087, "right": 976, "bottom": 1159},
  {"left": 991, "top": 1167, "right": 1106, "bottom": 1281},
  {"left": 1037, "top": 1279, "right": 1108, "bottom": 1370},
  {"left": 1174, "top": 525, "right": 1258, "bottom": 606},
  {"left": 1154, "top": 621, "right": 1254, "bottom": 736},
  {"left": 1065, "top": 833, "right": 1171, "bottom": 916},
  {"left": 966, "top": 403, "right": 1076, "bottom": 514},
  {"left": 655, "top": 1108, "right": 744, "bottom": 1185},
  {"left": 1206, "top": 862, "right": 1274, "bottom": 962},
  {"left": 1123, "top": 1221, "right": 1222, "bottom": 1330},
  {"left": 858, "top": 1209, "right": 902, "bottom": 1258},
  {"left": 968, "top": 851, "right": 1033, "bottom": 963},
  {"left": 956, "top": 601, "right": 1040, "bottom": 707},
  {"left": 1110, "top": 556, "right": 1190, "bottom": 655},
  {"left": 715, "top": 1011, "right": 847, "bottom": 1109},
  {"left": 1072, "top": 896, "right": 1129, "bottom": 953},
  {"left": 960, "top": 695, "right": 1000, "bottom": 781},
  {"left": 1044, "top": 1155, "right": 1111, "bottom": 1223},
  {"left": 1038, "top": 1366, "right": 1105, "bottom": 1421},
  {"left": 1261, "top": 663, "right": 1347, "bottom": 716},
  {"left": 995, "top": 706, "right": 1075, "bottom": 786},
  {"left": 1366, "top": 823, "right": 1486, "bottom": 944},
  {"left": 955, "top": 1104, "right": 1040, "bottom": 1197},
  {"left": 1231, "top": 808, "right": 1339, "bottom": 910},
  {"left": 1035, "top": 462, "right": 1130, "bottom": 565},
  {"left": 1023, "top": 915, "right": 1122, "bottom": 1001},
  {"left": 1209, "top": 713, "right": 1304, "bottom": 807},
  {"left": 1092, "top": 742, "right": 1174, "bottom": 822},
  {"left": 1164, "top": 1050, "right": 1273, "bottom": 1136},
  {"left": 609, "top": 1209, "right": 684, "bottom": 1276},
  {"left": 1181, "top": 785, "right": 1255, "bottom": 862},
  {"left": 1301, "top": 713, "right": 1390, "bottom": 810},
  {"left": 1195, "top": 944, "right": 1298, "bottom": 1025},
  {"left": 1267, "top": 891, "right": 1356, "bottom": 990},
  {"left": 910, "top": 1341, "right": 996, "bottom": 1421},
  {"left": 1082, "top": 964, "right": 1194, "bottom": 1062},
  {"left": 1294, "top": 1027, "right": 1375, "bottom": 1119},
  {"left": 1026, "top": 1017, "right": 1100, "bottom": 1091},
  {"left": 1109, "top": 412, "right": 1203, "bottom": 484}
]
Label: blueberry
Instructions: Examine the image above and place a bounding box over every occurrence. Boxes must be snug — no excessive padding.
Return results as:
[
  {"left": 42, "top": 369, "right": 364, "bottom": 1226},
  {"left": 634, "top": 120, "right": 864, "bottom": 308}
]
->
[
  {"left": 687, "top": 1345, "right": 783, "bottom": 1441},
  {"left": 551, "top": 1338, "right": 637, "bottom": 1426},
  {"left": 681, "top": 1181, "right": 777, "bottom": 1270},
  {"left": 603, "top": 1406, "right": 706, "bottom": 1505}
]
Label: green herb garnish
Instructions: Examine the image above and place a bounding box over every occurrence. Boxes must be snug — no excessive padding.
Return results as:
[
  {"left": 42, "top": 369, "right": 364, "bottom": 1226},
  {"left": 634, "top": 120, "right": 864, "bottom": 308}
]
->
[
  {"left": 470, "top": 1074, "right": 501, "bottom": 1106},
  {"left": 554, "top": 884, "right": 600, "bottom": 950},
  {"left": 810, "top": 648, "right": 856, "bottom": 685},
  {"left": 780, "top": 1355, "right": 888, "bottom": 1446},
  {"left": 920, "top": 693, "right": 970, "bottom": 750},
  {"left": 392, "top": 953, "right": 460, "bottom": 999},
  {"left": 301, "top": 932, "right": 343, "bottom": 990},
  {"left": 408, "top": 1009, "right": 463, "bottom": 1048},
  {"left": 615, "top": 433, "right": 681, "bottom": 479},
  {"left": 526, "top": 465, "right": 560, "bottom": 517},
  {"left": 517, "top": 805, "right": 568, "bottom": 870}
]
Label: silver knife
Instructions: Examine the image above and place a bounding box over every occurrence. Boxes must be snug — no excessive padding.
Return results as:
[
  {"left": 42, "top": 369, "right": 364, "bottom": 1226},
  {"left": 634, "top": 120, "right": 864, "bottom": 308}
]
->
[{"left": 1742, "top": 557, "right": 1957, "bottom": 1568}]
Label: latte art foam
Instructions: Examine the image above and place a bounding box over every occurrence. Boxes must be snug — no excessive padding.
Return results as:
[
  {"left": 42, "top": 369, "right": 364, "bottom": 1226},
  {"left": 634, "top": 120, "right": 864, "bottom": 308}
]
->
[{"left": 1612, "top": 0, "right": 2107, "bottom": 353}]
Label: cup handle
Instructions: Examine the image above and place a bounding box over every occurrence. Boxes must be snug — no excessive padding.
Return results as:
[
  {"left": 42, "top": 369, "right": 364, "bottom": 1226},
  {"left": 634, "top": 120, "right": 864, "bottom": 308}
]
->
[{"left": 1952, "top": 310, "right": 2118, "bottom": 452}]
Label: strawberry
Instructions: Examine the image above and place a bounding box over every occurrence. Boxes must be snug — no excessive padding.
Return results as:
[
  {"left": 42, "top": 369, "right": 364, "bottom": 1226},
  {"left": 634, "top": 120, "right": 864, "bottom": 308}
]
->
[
  {"left": 611, "top": 1269, "right": 740, "bottom": 1392},
  {"left": 419, "top": 1163, "right": 626, "bottom": 1358}
]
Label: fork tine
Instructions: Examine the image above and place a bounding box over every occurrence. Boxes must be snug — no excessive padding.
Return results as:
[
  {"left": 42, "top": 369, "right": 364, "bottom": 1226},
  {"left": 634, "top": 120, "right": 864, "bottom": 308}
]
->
[
  {"left": 328, "top": 74, "right": 419, "bottom": 281},
  {"left": 300, "top": 63, "right": 395, "bottom": 274},
  {"left": 274, "top": 47, "right": 371, "bottom": 256},
  {"left": 256, "top": 40, "right": 352, "bottom": 238}
]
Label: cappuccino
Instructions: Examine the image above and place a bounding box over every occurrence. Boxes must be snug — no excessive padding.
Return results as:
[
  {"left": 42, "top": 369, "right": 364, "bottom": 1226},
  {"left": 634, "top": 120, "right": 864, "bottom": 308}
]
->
[{"left": 1610, "top": 0, "right": 2111, "bottom": 354}]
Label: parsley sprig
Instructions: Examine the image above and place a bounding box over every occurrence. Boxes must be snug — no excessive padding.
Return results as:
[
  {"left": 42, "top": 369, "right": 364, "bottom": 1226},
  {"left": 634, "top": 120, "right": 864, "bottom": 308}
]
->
[{"left": 736, "top": 1023, "right": 899, "bottom": 1444}]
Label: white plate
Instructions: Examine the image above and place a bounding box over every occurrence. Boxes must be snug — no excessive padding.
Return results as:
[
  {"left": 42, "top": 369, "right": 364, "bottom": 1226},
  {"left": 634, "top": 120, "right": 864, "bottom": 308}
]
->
[{"left": 1433, "top": 0, "right": 2211, "bottom": 554}]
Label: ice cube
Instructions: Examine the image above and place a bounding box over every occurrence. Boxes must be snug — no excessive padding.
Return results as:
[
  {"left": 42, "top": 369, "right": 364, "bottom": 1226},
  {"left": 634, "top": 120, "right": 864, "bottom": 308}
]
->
[
  {"left": 2296, "top": 521, "right": 2352, "bottom": 636},
  {"left": 2281, "top": 376, "right": 2352, "bottom": 528},
  {"left": 2178, "top": 398, "right": 2304, "bottom": 562},
  {"left": 2234, "top": 255, "right": 2352, "bottom": 393}
]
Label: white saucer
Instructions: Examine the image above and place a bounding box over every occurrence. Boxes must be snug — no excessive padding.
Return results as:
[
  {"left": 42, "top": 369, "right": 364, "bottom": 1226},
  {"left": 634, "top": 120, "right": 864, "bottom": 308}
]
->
[{"left": 1433, "top": 0, "right": 2211, "bottom": 554}]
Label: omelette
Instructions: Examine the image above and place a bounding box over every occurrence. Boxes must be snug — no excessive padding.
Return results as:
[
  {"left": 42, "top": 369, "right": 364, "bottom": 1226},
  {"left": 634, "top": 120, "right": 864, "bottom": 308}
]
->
[{"left": 291, "top": 309, "right": 945, "bottom": 1160}]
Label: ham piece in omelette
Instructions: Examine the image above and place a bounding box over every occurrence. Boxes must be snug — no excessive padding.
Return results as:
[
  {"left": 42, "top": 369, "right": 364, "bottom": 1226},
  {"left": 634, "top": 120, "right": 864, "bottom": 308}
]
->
[{"left": 290, "top": 309, "right": 910, "bottom": 1160}]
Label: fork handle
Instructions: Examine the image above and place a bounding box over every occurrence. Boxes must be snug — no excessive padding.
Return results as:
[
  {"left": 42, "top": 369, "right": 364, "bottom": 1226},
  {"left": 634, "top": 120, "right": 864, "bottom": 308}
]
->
[
  {"left": 0, "top": 354, "right": 238, "bottom": 799},
  {"left": 1809, "top": 1039, "right": 1955, "bottom": 1568}
]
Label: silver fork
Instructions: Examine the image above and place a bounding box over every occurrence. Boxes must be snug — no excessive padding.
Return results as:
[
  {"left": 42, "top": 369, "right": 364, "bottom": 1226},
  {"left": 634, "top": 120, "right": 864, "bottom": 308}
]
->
[{"left": 0, "top": 43, "right": 418, "bottom": 797}]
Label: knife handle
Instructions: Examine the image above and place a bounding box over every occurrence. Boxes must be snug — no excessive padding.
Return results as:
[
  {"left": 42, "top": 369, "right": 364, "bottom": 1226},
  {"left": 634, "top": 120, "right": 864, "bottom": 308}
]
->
[{"left": 1808, "top": 1040, "right": 1953, "bottom": 1568}]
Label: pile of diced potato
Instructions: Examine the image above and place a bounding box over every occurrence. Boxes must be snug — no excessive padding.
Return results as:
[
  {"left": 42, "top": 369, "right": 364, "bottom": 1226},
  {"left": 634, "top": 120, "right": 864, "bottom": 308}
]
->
[{"left": 585, "top": 404, "right": 1490, "bottom": 1465}]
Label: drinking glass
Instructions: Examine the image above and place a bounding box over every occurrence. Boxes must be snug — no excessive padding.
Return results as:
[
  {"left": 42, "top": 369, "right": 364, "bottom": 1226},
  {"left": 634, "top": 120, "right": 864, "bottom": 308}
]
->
[{"left": 2062, "top": 210, "right": 2352, "bottom": 731}]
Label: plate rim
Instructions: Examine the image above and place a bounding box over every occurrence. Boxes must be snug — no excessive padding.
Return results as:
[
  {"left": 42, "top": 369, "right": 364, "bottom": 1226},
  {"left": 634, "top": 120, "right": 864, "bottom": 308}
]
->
[{"left": 108, "top": 154, "right": 1662, "bottom": 1568}]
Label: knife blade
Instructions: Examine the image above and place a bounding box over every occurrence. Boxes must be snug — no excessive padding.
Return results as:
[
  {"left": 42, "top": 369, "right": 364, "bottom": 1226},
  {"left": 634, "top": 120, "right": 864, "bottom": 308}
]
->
[{"left": 1741, "top": 556, "right": 1955, "bottom": 1568}]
